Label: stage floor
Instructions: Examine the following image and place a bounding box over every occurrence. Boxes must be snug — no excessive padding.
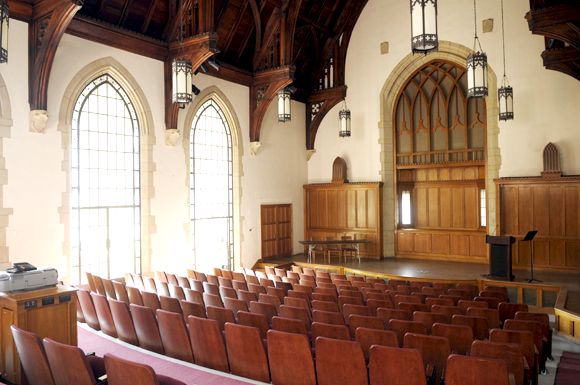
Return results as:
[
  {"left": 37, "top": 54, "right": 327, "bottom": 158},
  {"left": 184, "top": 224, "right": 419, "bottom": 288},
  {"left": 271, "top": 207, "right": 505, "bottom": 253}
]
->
[{"left": 267, "top": 254, "right": 580, "bottom": 292}]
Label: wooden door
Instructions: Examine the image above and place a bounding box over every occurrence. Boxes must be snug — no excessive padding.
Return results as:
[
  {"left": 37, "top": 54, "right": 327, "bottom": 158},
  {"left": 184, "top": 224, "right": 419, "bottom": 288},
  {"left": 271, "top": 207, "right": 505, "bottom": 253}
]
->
[{"left": 261, "top": 204, "right": 292, "bottom": 259}]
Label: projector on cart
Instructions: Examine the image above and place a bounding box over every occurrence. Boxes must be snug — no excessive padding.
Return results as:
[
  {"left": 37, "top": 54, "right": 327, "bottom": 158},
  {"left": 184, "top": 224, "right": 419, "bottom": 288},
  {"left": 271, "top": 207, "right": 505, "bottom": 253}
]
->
[{"left": 0, "top": 263, "right": 58, "bottom": 293}]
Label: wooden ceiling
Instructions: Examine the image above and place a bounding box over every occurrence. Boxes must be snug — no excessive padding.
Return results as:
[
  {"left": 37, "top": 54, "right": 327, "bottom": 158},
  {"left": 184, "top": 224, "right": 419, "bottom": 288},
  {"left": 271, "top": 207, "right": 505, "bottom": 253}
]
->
[{"left": 526, "top": 0, "right": 580, "bottom": 81}]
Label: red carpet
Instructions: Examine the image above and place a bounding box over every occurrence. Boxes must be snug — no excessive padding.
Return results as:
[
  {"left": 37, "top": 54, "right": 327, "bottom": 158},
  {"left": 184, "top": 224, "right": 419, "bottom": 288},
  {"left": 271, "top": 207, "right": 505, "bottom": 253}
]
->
[{"left": 77, "top": 324, "right": 263, "bottom": 384}]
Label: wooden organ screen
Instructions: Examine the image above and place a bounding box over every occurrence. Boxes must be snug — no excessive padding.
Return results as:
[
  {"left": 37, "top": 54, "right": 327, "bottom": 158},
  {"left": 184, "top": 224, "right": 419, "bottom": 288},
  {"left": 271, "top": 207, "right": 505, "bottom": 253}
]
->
[
  {"left": 394, "top": 60, "right": 488, "bottom": 263},
  {"left": 304, "top": 183, "right": 383, "bottom": 259},
  {"left": 496, "top": 176, "right": 580, "bottom": 272}
]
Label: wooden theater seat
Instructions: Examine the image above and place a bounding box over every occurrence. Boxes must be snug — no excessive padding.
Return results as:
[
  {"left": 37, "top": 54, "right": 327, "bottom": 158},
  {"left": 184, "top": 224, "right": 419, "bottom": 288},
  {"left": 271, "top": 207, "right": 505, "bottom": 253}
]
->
[
  {"left": 225, "top": 323, "right": 271, "bottom": 383},
  {"left": 156, "top": 309, "right": 194, "bottom": 363},
  {"left": 188, "top": 316, "right": 229, "bottom": 373},
  {"left": 130, "top": 304, "right": 164, "bottom": 355},
  {"left": 315, "top": 337, "right": 368, "bottom": 385},
  {"left": 267, "top": 330, "right": 316, "bottom": 385}
]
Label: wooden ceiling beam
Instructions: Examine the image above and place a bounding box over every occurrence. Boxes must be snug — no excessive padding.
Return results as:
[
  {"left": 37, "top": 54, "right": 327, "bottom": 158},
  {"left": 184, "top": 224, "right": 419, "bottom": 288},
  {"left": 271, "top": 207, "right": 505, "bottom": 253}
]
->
[
  {"left": 280, "top": 0, "right": 302, "bottom": 65},
  {"left": 222, "top": 0, "right": 250, "bottom": 54},
  {"left": 29, "top": 0, "right": 84, "bottom": 111},
  {"left": 306, "top": 86, "right": 347, "bottom": 150},
  {"left": 541, "top": 46, "right": 580, "bottom": 81},
  {"left": 141, "top": 0, "right": 160, "bottom": 33},
  {"left": 6, "top": 0, "right": 33, "bottom": 22},
  {"left": 526, "top": 4, "right": 580, "bottom": 50},
  {"left": 215, "top": 0, "right": 232, "bottom": 29},
  {"left": 234, "top": 0, "right": 266, "bottom": 65},
  {"left": 266, "top": 0, "right": 332, "bottom": 36},
  {"left": 97, "top": 0, "right": 107, "bottom": 17},
  {"left": 252, "top": 4, "right": 284, "bottom": 70},
  {"left": 119, "top": 0, "right": 135, "bottom": 27}
]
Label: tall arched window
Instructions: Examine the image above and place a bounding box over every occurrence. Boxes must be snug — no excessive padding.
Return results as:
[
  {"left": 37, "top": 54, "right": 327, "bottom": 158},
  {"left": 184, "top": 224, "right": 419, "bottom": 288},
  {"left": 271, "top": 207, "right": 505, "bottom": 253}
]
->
[
  {"left": 191, "top": 99, "right": 234, "bottom": 272},
  {"left": 71, "top": 74, "right": 141, "bottom": 284}
]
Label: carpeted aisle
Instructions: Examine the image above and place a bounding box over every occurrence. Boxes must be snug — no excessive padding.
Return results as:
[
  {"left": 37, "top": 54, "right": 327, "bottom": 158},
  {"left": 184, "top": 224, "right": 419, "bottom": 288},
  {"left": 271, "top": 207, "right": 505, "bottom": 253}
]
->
[{"left": 77, "top": 324, "right": 264, "bottom": 385}]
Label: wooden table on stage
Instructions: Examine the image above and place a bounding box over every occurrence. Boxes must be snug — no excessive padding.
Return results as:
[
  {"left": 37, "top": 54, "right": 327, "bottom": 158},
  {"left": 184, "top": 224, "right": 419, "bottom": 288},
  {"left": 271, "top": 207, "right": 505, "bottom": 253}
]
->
[
  {"left": 299, "top": 240, "right": 370, "bottom": 264},
  {"left": 0, "top": 285, "right": 78, "bottom": 384}
]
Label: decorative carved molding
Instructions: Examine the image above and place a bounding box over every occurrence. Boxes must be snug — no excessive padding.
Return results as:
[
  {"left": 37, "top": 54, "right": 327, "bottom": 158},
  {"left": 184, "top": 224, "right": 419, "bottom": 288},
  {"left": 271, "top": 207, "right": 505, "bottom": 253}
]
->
[
  {"left": 165, "top": 128, "right": 181, "bottom": 146},
  {"left": 306, "top": 149, "right": 316, "bottom": 161},
  {"left": 29, "top": 110, "right": 49, "bottom": 133},
  {"left": 250, "top": 141, "right": 262, "bottom": 156},
  {"left": 29, "top": 0, "right": 83, "bottom": 111},
  {"left": 332, "top": 156, "right": 347, "bottom": 184},
  {"left": 306, "top": 86, "right": 347, "bottom": 150},
  {"left": 542, "top": 142, "right": 563, "bottom": 177},
  {"left": 249, "top": 65, "right": 295, "bottom": 143}
]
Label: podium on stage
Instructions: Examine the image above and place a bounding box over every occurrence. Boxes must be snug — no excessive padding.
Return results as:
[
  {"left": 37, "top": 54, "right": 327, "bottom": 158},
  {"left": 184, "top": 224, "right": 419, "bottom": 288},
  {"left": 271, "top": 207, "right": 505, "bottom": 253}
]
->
[{"left": 486, "top": 235, "right": 516, "bottom": 281}]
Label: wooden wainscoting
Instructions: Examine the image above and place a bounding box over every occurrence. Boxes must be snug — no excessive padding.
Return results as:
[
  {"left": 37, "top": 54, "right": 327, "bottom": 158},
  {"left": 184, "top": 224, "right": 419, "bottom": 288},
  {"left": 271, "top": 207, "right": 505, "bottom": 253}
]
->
[
  {"left": 396, "top": 229, "right": 487, "bottom": 263},
  {"left": 304, "top": 182, "right": 383, "bottom": 259},
  {"left": 496, "top": 176, "right": 580, "bottom": 272},
  {"left": 261, "top": 204, "right": 293, "bottom": 260}
]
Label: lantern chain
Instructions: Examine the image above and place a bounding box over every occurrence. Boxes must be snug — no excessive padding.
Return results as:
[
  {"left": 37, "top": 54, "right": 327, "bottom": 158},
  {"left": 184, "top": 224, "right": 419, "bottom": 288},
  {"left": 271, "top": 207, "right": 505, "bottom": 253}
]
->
[
  {"left": 500, "top": 0, "right": 510, "bottom": 88},
  {"left": 472, "top": 0, "right": 484, "bottom": 53}
]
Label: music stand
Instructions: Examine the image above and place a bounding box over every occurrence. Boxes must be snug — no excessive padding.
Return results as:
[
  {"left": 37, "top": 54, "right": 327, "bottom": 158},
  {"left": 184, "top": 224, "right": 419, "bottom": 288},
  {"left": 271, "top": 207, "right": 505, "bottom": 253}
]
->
[{"left": 523, "top": 230, "right": 540, "bottom": 283}]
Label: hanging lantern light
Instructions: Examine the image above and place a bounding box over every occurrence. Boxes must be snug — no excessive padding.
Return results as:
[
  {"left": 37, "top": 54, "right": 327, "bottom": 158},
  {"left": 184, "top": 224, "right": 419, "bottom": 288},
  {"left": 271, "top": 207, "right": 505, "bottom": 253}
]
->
[
  {"left": 339, "top": 100, "right": 351, "bottom": 137},
  {"left": 172, "top": 57, "right": 193, "bottom": 108},
  {"left": 277, "top": 87, "right": 291, "bottom": 122},
  {"left": 498, "top": 0, "right": 513, "bottom": 121},
  {"left": 410, "top": 0, "right": 438, "bottom": 54},
  {"left": 0, "top": 0, "right": 8, "bottom": 64},
  {"left": 467, "top": 0, "right": 488, "bottom": 98}
]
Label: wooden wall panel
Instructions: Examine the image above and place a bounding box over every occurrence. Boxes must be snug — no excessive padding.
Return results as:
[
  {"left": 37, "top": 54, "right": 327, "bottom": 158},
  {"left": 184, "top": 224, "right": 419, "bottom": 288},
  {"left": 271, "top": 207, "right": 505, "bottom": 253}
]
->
[
  {"left": 452, "top": 188, "right": 465, "bottom": 228},
  {"left": 305, "top": 183, "right": 383, "bottom": 259},
  {"left": 428, "top": 188, "right": 439, "bottom": 227},
  {"left": 469, "top": 235, "right": 486, "bottom": 257},
  {"left": 440, "top": 188, "right": 452, "bottom": 227},
  {"left": 396, "top": 230, "right": 486, "bottom": 263},
  {"left": 498, "top": 177, "right": 580, "bottom": 271},
  {"left": 432, "top": 234, "right": 450, "bottom": 254},
  {"left": 450, "top": 235, "right": 470, "bottom": 256},
  {"left": 416, "top": 188, "right": 428, "bottom": 227},
  {"left": 464, "top": 186, "right": 477, "bottom": 229},
  {"left": 398, "top": 233, "right": 414, "bottom": 252},
  {"left": 414, "top": 234, "right": 431, "bottom": 253}
]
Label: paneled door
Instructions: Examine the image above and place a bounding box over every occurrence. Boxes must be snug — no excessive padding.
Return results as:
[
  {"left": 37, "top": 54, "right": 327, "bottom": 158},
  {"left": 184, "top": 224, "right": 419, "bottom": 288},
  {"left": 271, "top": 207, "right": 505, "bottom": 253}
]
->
[{"left": 261, "top": 204, "right": 293, "bottom": 259}]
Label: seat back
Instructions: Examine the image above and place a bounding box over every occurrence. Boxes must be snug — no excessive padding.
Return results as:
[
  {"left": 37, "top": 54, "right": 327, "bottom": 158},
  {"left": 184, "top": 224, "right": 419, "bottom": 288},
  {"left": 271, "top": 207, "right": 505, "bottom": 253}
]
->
[
  {"left": 189, "top": 279, "right": 205, "bottom": 293},
  {"left": 471, "top": 340, "right": 526, "bottom": 385},
  {"left": 101, "top": 278, "right": 117, "bottom": 299},
  {"left": 398, "top": 302, "right": 428, "bottom": 316},
  {"left": 340, "top": 290, "right": 364, "bottom": 303},
  {"left": 267, "top": 286, "right": 287, "bottom": 303},
  {"left": 104, "top": 354, "right": 165, "bottom": 385},
  {"left": 467, "top": 307, "right": 501, "bottom": 329},
  {"left": 129, "top": 304, "right": 164, "bottom": 354},
  {"left": 274, "top": 280, "right": 293, "bottom": 294},
  {"left": 338, "top": 295, "right": 364, "bottom": 308},
  {"left": 225, "top": 323, "right": 270, "bottom": 383},
  {"left": 451, "top": 314, "right": 489, "bottom": 340},
  {"left": 499, "top": 303, "right": 528, "bottom": 324},
  {"left": 312, "top": 309, "right": 345, "bottom": 326},
  {"left": 489, "top": 329, "right": 536, "bottom": 379},
  {"left": 425, "top": 297, "right": 454, "bottom": 309},
  {"left": 188, "top": 316, "right": 229, "bottom": 373},
  {"left": 475, "top": 296, "right": 500, "bottom": 309},
  {"left": 156, "top": 309, "right": 194, "bottom": 363},
  {"left": 93, "top": 275, "right": 107, "bottom": 296},
  {"left": 176, "top": 275, "right": 191, "bottom": 288},
  {"left": 77, "top": 289, "right": 101, "bottom": 330},
  {"left": 169, "top": 284, "right": 186, "bottom": 301},
  {"left": 283, "top": 296, "right": 309, "bottom": 312},
  {"left": 10, "top": 326, "right": 56, "bottom": 385},
  {"left": 369, "top": 345, "right": 427, "bottom": 385},
  {"left": 141, "top": 291, "right": 161, "bottom": 312},
  {"left": 421, "top": 287, "right": 444, "bottom": 297},
  {"left": 202, "top": 282, "right": 220, "bottom": 296},
  {"left": 237, "top": 290, "right": 258, "bottom": 307},
  {"left": 376, "top": 308, "right": 409, "bottom": 325},
  {"left": 235, "top": 311, "right": 268, "bottom": 338},
  {"left": 85, "top": 272, "right": 97, "bottom": 293},
  {"left": 458, "top": 300, "right": 488, "bottom": 314},
  {"left": 166, "top": 273, "right": 179, "bottom": 286},
  {"left": 504, "top": 319, "right": 543, "bottom": 358},
  {"left": 389, "top": 320, "right": 428, "bottom": 348},
  {"left": 218, "top": 276, "right": 233, "bottom": 288},
  {"left": 181, "top": 300, "right": 207, "bottom": 320},
  {"left": 366, "top": 299, "right": 393, "bottom": 316},
  {"left": 314, "top": 337, "right": 368, "bottom": 385},
  {"left": 430, "top": 305, "right": 462, "bottom": 322},
  {"left": 43, "top": 338, "right": 96, "bottom": 385},
  {"left": 279, "top": 305, "right": 312, "bottom": 331},
  {"left": 202, "top": 293, "right": 224, "bottom": 309},
  {"left": 432, "top": 282, "right": 454, "bottom": 294},
  {"left": 448, "top": 289, "right": 471, "bottom": 301},
  {"left": 155, "top": 281, "right": 170, "bottom": 297},
  {"left": 224, "top": 297, "right": 248, "bottom": 317},
  {"left": 456, "top": 284, "right": 480, "bottom": 300},
  {"left": 515, "top": 311, "right": 550, "bottom": 343},
  {"left": 159, "top": 295, "right": 183, "bottom": 315},
  {"left": 311, "top": 299, "right": 340, "bottom": 313},
  {"left": 445, "top": 354, "right": 510, "bottom": 385},
  {"left": 311, "top": 322, "right": 350, "bottom": 341},
  {"left": 130, "top": 274, "right": 145, "bottom": 291},
  {"left": 289, "top": 289, "right": 311, "bottom": 303},
  {"left": 412, "top": 311, "right": 448, "bottom": 334},
  {"left": 432, "top": 323, "right": 473, "bottom": 355},
  {"left": 142, "top": 276, "right": 157, "bottom": 294},
  {"left": 260, "top": 293, "right": 282, "bottom": 312},
  {"left": 348, "top": 314, "right": 384, "bottom": 338},
  {"left": 480, "top": 290, "right": 508, "bottom": 303},
  {"left": 248, "top": 283, "right": 267, "bottom": 295},
  {"left": 403, "top": 333, "right": 451, "bottom": 385},
  {"left": 220, "top": 286, "right": 238, "bottom": 301},
  {"left": 388, "top": 279, "right": 407, "bottom": 287},
  {"left": 267, "top": 330, "right": 316, "bottom": 385},
  {"left": 272, "top": 316, "right": 309, "bottom": 337},
  {"left": 112, "top": 281, "right": 130, "bottom": 304},
  {"left": 183, "top": 288, "right": 204, "bottom": 305},
  {"left": 207, "top": 306, "right": 236, "bottom": 332},
  {"left": 249, "top": 301, "right": 277, "bottom": 324},
  {"left": 355, "top": 328, "right": 398, "bottom": 358},
  {"left": 232, "top": 280, "right": 249, "bottom": 292},
  {"left": 109, "top": 298, "right": 139, "bottom": 346},
  {"left": 126, "top": 286, "right": 144, "bottom": 306}
]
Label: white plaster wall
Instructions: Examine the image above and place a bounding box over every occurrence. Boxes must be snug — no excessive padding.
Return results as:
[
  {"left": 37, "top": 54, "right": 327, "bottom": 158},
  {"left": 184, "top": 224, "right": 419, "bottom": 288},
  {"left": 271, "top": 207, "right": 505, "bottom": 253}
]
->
[
  {"left": 2, "top": 22, "right": 307, "bottom": 278},
  {"left": 308, "top": 0, "right": 580, "bottom": 182}
]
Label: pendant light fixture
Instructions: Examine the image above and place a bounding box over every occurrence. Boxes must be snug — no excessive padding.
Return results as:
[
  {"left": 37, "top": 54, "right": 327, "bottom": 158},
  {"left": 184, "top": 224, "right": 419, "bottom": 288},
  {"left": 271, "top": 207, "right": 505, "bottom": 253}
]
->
[
  {"left": 172, "top": 0, "right": 193, "bottom": 108},
  {"left": 277, "top": 87, "right": 291, "bottom": 122},
  {"left": 0, "top": 0, "right": 8, "bottom": 64},
  {"left": 339, "top": 100, "right": 351, "bottom": 137},
  {"left": 498, "top": 0, "right": 513, "bottom": 121},
  {"left": 467, "top": 0, "right": 488, "bottom": 98},
  {"left": 410, "top": 0, "right": 438, "bottom": 54}
]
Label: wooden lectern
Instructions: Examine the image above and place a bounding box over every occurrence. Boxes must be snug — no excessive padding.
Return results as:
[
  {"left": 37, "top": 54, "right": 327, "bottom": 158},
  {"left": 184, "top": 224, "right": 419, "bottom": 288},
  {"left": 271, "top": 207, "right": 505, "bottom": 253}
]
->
[
  {"left": 486, "top": 235, "right": 516, "bottom": 281},
  {"left": 0, "top": 285, "right": 78, "bottom": 384}
]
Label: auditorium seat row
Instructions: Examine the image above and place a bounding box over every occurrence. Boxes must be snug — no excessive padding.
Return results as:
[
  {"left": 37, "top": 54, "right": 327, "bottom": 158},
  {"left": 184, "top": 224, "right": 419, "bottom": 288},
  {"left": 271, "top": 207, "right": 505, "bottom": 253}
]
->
[{"left": 555, "top": 351, "right": 580, "bottom": 385}]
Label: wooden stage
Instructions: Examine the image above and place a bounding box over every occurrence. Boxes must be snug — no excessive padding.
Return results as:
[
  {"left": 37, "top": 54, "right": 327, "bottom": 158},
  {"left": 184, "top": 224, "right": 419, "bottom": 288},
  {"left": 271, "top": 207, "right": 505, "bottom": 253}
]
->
[{"left": 263, "top": 254, "right": 580, "bottom": 343}]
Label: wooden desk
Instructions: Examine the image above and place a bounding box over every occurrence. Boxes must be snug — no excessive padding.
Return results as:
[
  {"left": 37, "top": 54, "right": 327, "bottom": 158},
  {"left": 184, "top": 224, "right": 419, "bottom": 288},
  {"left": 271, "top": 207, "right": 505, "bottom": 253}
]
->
[
  {"left": 0, "top": 285, "right": 78, "bottom": 384},
  {"left": 299, "top": 240, "right": 370, "bottom": 264}
]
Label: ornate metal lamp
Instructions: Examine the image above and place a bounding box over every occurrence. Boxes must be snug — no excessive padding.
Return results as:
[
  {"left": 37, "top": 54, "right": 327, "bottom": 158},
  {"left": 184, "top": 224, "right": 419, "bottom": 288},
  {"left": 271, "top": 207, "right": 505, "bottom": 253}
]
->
[
  {"left": 498, "top": 0, "right": 513, "bottom": 121},
  {"left": 410, "top": 0, "right": 438, "bottom": 54},
  {"left": 339, "top": 100, "right": 351, "bottom": 137},
  {"left": 467, "top": 0, "right": 488, "bottom": 98},
  {"left": 277, "top": 87, "right": 291, "bottom": 122},
  {"left": 171, "top": 0, "right": 193, "bottom": 108},
  {"left": 0, "top": 0, "right": 8, "bottom": 63}
]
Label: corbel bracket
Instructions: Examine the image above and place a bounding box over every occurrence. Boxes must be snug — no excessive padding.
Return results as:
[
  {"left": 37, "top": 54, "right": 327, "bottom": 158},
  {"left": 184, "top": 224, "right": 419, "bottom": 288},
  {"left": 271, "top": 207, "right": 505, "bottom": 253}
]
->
[{"left": 306, "top": 85, "right": 347, "bottom": 150}]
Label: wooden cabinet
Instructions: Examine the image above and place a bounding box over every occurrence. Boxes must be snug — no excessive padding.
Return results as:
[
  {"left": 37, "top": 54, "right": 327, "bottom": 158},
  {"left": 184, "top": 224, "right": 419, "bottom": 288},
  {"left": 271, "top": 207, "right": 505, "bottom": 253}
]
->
[
  {"left": 304, "top": 182, "right": 383, "bottom": 259},
  {"left": 261, "top": 204, "right": 293, "bottom": 259},
  {"left": 0, "top": 285, "right": 78, "bottom": 384}
]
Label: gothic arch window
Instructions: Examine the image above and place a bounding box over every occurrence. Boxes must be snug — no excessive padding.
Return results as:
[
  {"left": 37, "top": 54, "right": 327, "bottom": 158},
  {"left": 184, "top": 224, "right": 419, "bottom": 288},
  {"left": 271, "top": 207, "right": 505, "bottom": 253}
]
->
[
  {"left": 71, "top": 74, "right": 141, "bottom": 284},
  {"left": 190, "top": 99, "right": 234, "bottom": 272}
]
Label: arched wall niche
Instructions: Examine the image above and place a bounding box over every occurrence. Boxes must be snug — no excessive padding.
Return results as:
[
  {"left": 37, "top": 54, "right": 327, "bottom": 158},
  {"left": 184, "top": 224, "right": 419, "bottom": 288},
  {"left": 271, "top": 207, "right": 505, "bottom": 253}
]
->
[
  {"left": 58, "top": 56, "right": 156, "bottom": 281},
  {"left": 378, "top": 41, "right": 500, "bottom": 257},
  {"left": 182, "top": 86, "right": 244, "bottom": 270},
  {"left": 0, "top": 73, "right": 14, "bottom": 269}
]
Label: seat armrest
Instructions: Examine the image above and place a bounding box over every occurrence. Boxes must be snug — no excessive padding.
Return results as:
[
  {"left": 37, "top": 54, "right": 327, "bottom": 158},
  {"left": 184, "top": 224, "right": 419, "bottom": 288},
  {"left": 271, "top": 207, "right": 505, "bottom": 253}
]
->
[
  {"left": 97, "top": 374, "right": 108, "bottom": 384},
  {"left": 508, "top": 373, "right": 516, "bottom": 385},
  {"left": 441, "top": 366, "right": 446, "bottom": 385},
  {"left": 534, "top": 345, "right": 539, "bottom": 356},
  {"left": 523, "top": 357, "right": 530, "bottom": 371},
  {"left": 425, "top": 364, "right": 435, "bottom": 385}
]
